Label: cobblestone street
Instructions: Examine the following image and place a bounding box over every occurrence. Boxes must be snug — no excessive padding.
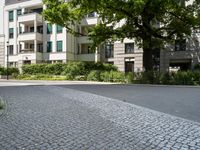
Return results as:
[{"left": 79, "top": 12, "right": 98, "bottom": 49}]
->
[{"left": 0, "top": 85, "right": 200, "bottom": 150}]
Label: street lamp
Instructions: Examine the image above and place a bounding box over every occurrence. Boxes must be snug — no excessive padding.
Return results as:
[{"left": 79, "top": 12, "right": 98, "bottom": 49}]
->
[{"left": 6, "top": 41, "right": 9, "bottom": 80}]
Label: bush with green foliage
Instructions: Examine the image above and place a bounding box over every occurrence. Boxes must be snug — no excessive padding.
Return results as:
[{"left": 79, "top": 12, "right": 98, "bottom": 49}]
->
[
  {"left": 0, "top": 98, "right": 5, "bottom": 110},
  {"left": 194, "top": 64, "right": 200, "bottom": 71},
  {"left": 136, "top": 71, "right": 161, "bottom": 84},
  {"left": 126, "top": 72, "right": 135, "bottom": 83},
  {"left": 16, "top": 74, "right": 68, "bottom": 80},
  {"left": 0, "top": 67, "right": 19, "bottom": 76},
  {"left": 87, "top": 70, "right": 101, "bottom": 81},
  {"left": 22, "top": 63, "right": 67, "bottom": 75},
  {"left": 61, "top": 62, "right": 86, "bottom": 78},
  {"left": 100, "top": 71, "right": 125, "bottom": 82}
]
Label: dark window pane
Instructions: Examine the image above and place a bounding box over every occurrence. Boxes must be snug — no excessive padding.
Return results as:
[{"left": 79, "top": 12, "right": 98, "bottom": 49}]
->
[
  {"left": 9, "top": 28, "right": 14, "bottom": 38},
  {"left": 57, "top": 25, "right": 63, "bottom": 33},
  {"left": 125, "top": 43, "right": 134, "bottom": 54},
  {"left": 17, "top": 9, "right": 22, "bottom": 16},
  {"left": 47, "top": 41, "right": 52, "bottom": 52},
  {"left": 175, "top": 39, "right": 186, "bottom": 51},
  {"left": 57, "top": 41, "right": 62, "bottom": 52},
  {"left": 47, "top": 23, "right": 52, "bottom": 34},
  {"left": 9, "top": 11, "right": 13, "bottom": 22},
  {"left": 105, "top": 43, "right": 114, "bottom": 58}
]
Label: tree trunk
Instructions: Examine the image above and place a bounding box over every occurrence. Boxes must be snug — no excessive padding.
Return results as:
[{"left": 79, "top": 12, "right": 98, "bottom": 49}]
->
[
  {"left": 143, "top": 47, "right": 153, "bottom": 71},
  {"left": 142, "top": 35, "right": 154, "bottom": 71}
]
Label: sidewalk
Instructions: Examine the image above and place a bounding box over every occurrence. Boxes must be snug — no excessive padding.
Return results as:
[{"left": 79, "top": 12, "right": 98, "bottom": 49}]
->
[{"left": 0, "top": 79, "right": 115, "bottom": 86}]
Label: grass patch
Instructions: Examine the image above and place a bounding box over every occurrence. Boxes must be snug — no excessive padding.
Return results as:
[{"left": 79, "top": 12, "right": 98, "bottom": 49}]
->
[{"left": 0, "top": 99, "right": 5, "bottom": 110}]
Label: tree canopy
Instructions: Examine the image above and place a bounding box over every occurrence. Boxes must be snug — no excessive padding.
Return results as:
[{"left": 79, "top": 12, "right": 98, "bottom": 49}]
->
[{"left": 43, "top": 0, "right": 200, "bottom": 71}]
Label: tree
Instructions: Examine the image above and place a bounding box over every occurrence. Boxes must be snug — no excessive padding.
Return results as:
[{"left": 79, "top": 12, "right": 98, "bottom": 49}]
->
[{"left": 43, "top": 0, "right": 200, "bottom": 71}]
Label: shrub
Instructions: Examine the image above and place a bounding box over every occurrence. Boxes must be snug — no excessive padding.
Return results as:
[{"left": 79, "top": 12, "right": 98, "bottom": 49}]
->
[
  {"left": 87, "top": 70, "right": 101, "bottom": 81},
  {"left": 62, "top": 62, "right": 86, "bottom": 77},
  {"left": 0, "top": 67, "right": 19, "bottom": 76},
  {"left": 171, "top": 71, "right": 195, "bottom": 85},
  {"left": 138, "top": 71, "right": 161, "bottom": 84},
  {"left": 0, "top": 99, "right": 5, "bottom": 110},
  {"left": 84, "top": 62, "right": 118, "bottom": 73},
  {"left": 194, "top": 64, "right": 200, "bottom": 71},
  {"left": 192, "top": 71, "right": 200, "bottom": 85},
  {"left": 126, "top": 72, "right": 135, "bottom": 83},
  {"left": 100, "top": 71, "right": 125, "bottom": 82},
  {"left": 22, "top": 63, "right": 67, "bottom": 75},
  {"left": 100, "top": 71, "right": 110, "bottom": 82},
  {"left": 160, "top": 72, "right": 173, "bottom": 85}
]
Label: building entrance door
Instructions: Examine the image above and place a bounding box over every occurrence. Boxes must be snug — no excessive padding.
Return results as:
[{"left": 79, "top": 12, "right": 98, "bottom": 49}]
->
[{"left": 125, "top": 61, "right": 134, "bottom": 73}]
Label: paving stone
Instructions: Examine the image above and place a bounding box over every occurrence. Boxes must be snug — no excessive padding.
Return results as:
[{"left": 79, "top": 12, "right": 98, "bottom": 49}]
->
[{"left": 0, "top": 86, "right": 200, "bottom": 150}]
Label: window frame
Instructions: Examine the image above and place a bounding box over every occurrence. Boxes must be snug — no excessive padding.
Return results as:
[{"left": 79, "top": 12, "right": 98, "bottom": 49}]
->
[
  {"left": 56, "top": 25, "right": 63, "bottom": 33},
  {"left": 47, "top": 23, "right": 52, "bottom": 34},
  {"left": 9, "top": 11, "right": 14, "bottom": 22},
  {"left": 57, "top": 41, "right": 63, "bottom": 52},
  {"left": 8, "top": 45, "right": 14, "bottom": 55},
  {"left": 105, "top": 43, "right": 114, "bottom": 58},
  {"left": 9, "top": 28, "right": 14, "bottom": 39},
  {"left": 47, "top": 41, "right": 52, "bottom": 53},
  {"left": 175, "top": 39, "right": 186, "bottom": 51},
  {"left": 125, "top": 43, "right": 134, "bottom": 54},
  {"left": 17, "top": 9, "right": 22, "bottom": 16}
]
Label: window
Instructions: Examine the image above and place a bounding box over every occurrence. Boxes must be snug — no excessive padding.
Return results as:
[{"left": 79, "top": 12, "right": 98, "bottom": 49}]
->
[
  {"left": 47, "top": 41, "right": 52, "bottom": 52},
  {"left": 105, "top": 43, "right": 114, "bottom": 58},
  {"left": 8, "top": 45, "right": 14, "bottom": 55},
  {"left": 57, "top": 41, "right": 62, "bottom": 52},
  {"left": 47, "top": 23, "right": 52, "bottom": 34},
  {"left": 17, "top": 9, "right": 22, "bottom": 16},
  {"left": 38, "top": 43, "right": 43, "bottom": 53},
  {"left": 87, "top": 12, "right": 95, "bottom": 18},
  {"left": 9, "top": 28, "right": 14, "bottom": 38},
  {"left": 125, "top": 43, "right": 134, "bottom": 54},
  {"left": 9, "top": 11, "right": 14, "bottom": 22},
  {"left": 175, "top": 39, "right": 186, "bottom": 51},
  {"left": 57, "top": 25, "right": 63, "bottom": 33},
  {"left": 19, "top": 27, "right": 22, "bottom": 34},
  {"left": 30, "top": 27, "right": 34, "bottom": 32},
  {"left": 125, "top": 61, "right": 134, "bottom": 73}
]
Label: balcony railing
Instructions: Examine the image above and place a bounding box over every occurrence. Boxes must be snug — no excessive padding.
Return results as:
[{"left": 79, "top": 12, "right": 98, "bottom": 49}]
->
[
  {"left": 19, "top": 30, "right": 43, "bottom": 35},
  {"left": 19, "top": 49, "right": 34, "bottom": 54}
]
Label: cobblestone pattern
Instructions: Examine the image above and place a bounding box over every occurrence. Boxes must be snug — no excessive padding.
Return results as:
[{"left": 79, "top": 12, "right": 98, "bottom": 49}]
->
[{"left": 0, "top": 86, "right": 200, "bottom": 150}]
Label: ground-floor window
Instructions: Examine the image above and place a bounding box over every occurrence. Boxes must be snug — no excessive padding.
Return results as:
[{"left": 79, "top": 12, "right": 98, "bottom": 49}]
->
[
  {"left": 169, "top": 60, "right": 191, "bottom": 71},
  {"left": 23, "top": 60, "right": 31, "bottom": 65},
  {"left": 125, "top": 61, "right": 134, "bottom": 73}
]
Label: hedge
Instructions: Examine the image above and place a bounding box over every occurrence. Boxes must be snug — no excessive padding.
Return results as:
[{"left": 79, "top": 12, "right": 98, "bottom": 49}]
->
[
  {"left": 0, "top": 67, "right": 19, "bottom": 76},
  {"left": 22, "top": 62, "right": 118, "bottom": 76}
]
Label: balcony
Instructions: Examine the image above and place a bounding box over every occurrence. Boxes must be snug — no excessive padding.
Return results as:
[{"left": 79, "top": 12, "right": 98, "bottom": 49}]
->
[
  {"left": 19, "top": 49, "right": 34, "bottom": 54},
  {"left": 18, "top": 12, "right": 43, "bottom": 23},
  {"left": 18, "top": 32, "right": 43, "bottom": 42},
  {"left": 77, "top": 53, "right": 100, "bottom": 62},
  {"left": 81, "top": 13, "right": 98, "bottom": 25},
  {"left": 77, "top": 36, "right": 92, "bottom": 44}
]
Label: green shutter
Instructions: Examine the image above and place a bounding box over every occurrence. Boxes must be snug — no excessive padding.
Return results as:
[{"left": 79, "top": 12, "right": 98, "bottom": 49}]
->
[
  {"left": 47, "top": 23, "right": 52, "bottom": 34},
  {"left": 57, "top": 41, "right": 62, "bottom": 52},
  {"left": 47, "top": 42, "right": 52, "bottom": 52},
  {"left": 57, "top": 25, "right": 63, "bottom": 33},
  {"left": 9, "top": 11, "right": 14, "bottom": 22}
]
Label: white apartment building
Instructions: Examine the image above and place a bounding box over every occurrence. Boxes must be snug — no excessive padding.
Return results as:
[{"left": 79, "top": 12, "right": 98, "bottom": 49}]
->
[
  {"left": 0, "top": 0, "right": 199, "bottom": 73},
  {"left": 3, "top": 0, "right": 77, "bottom": 69},
  {"left": 0, "top": 0, "right": 143, "bottom": 73},
  {"left": 0, "top": 0, "right": 5, "bottom": 67}
]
